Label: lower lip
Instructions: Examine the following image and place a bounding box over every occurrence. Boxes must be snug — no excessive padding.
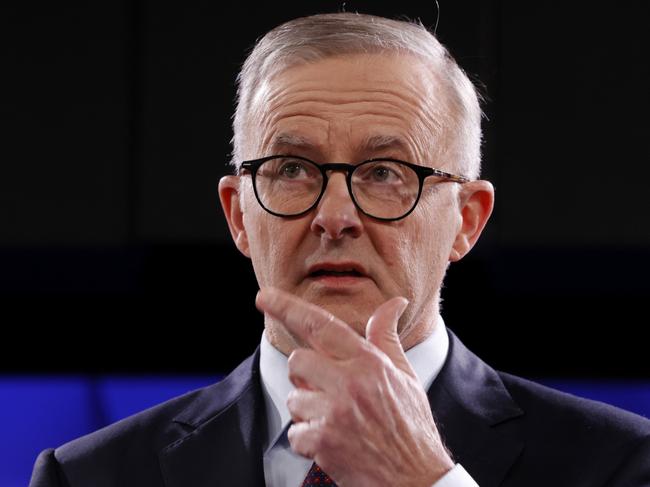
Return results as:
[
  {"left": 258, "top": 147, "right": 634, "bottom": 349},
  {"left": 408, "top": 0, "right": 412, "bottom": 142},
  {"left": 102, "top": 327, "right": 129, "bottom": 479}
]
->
[{"left": 307, "top": 275, "right": 370, "bottom": 287}]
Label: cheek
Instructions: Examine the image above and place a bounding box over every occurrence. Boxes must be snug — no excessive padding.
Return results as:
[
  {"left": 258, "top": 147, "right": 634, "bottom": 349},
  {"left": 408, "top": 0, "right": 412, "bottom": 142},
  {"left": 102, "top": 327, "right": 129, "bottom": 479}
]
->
[
  {"left": 415, "top": 191, "right": 458, "bottom": 248},
  {"left": 369, "top": 224, "right": 424, "bottom": 290},
  {"left": 242, "top": 197, "right": 306, "bottom": 287},
  {"left": 400, "top": 199, "right": 457, "bottom": 280},
  {"left": 241, "top": 188, "right": 276, "bottom": 284}
]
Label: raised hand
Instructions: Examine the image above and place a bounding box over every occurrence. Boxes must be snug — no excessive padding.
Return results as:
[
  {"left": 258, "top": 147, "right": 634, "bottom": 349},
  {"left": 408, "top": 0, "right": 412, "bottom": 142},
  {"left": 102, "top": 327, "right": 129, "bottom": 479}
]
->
[{"left": 256, "top": 287, "right": 454, "bottom": 487}]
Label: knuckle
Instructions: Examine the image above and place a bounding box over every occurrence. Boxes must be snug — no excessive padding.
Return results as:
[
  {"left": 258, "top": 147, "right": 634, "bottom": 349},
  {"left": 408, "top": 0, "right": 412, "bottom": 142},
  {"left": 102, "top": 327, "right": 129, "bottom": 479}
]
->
[
  {"left": 287, "top": 425, "right": 305, "bottom": 454},
  {"left": 287, "top": 370, "right": 302, "bottom": 388},
  {"left": 304, "top": 315, "right": 324, "bottom": 340},
  {"left": 365, "top": 349, "right": 386, "bottom": 372},
  {"left": 286, "top": 389, "right": 299, "bottom": 410},
  {"left": 343, "top": 362, "right": 387, "bottom": 404},
  {"left": 305, "top": 311, "right": 336, "bottom": 342},
  {"left": 287, "top": 348, "right": 305, "bottom": 369},
  {"left": 344, "top": 378, "right": 366, "bottom": 407}
]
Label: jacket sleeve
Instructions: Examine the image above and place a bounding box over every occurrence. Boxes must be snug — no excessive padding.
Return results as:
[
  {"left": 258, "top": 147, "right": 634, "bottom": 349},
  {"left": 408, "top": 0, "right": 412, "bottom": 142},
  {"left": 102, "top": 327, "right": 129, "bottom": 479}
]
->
[
  {"left": 29, "top": 449, "right": 69, "bottom": 487},
  {"left": 604, "top": 434, "right": 650, "bottom": 487}
]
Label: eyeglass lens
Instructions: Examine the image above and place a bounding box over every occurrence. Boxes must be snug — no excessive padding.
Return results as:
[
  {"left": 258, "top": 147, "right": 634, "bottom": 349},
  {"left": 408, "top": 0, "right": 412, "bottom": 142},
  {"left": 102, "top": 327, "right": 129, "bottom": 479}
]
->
[{"left": 254, "top": 157, "right": 420, "bottom": 219}]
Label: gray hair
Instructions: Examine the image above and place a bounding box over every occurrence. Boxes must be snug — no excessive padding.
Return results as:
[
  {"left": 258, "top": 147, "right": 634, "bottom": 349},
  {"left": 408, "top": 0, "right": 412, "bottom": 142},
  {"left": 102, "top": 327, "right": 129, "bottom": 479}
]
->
[{"left": 230, "top": 12, "right": 483, "bottom": 180}]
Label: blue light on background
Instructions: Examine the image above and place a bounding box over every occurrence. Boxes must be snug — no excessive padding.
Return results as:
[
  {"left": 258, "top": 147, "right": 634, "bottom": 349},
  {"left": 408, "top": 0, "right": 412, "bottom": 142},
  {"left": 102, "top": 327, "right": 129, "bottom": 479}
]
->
[
  {"left": 537, "top": 379, "right": 650, "bottom": 418},
  {"left": 1, "top": 375, "right": 220, "bottom": 487},
  {"left": 2, "top": 376, "right": 649, "bottom": 487}
]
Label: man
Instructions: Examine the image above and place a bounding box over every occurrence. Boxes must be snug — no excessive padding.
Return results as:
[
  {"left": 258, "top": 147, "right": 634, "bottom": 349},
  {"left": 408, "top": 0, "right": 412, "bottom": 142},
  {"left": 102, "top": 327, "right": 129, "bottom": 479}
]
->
[{"left": 30, "top": 12, "right": 650, "bottom": 487}]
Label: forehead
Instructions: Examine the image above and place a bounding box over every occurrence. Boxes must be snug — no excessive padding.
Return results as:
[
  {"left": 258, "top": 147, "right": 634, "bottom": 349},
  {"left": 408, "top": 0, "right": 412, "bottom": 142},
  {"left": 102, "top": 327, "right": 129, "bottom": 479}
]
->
[
  {"left": 251, "top": 53, "right": 447, "bottom": 160},
  {"left": 269, "top": 132, "right": 413, "bottom": 158}
]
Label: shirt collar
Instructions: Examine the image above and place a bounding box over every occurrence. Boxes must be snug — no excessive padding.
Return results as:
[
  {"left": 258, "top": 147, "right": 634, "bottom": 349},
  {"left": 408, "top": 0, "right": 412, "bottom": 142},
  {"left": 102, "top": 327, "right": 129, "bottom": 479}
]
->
[{"left": 258, "top": 315, "right": 450, "bottom": 452}]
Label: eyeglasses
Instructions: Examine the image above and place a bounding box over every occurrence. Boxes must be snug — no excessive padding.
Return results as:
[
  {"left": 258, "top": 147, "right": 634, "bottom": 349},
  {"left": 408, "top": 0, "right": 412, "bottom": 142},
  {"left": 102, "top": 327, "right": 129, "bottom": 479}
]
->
[{"left": 239, "top": 155, "right": 470, "bottom": 221}]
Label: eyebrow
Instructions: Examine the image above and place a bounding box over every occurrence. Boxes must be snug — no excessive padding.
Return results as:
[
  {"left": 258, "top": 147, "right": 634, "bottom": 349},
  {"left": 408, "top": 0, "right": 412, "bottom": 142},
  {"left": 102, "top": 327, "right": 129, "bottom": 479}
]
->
[
  {"left": 271, "top": 133, "right": 314, "bottom": 151},
  {"left": 270, "top": 133, "right": 411, "bottom": 156}
]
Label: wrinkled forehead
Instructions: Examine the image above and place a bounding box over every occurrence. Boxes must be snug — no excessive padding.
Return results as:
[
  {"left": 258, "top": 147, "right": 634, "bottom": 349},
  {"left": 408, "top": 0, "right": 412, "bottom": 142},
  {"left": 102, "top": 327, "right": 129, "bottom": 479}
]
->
[{"left": 245, "top": 53, "right": 453, "bottom": 162}]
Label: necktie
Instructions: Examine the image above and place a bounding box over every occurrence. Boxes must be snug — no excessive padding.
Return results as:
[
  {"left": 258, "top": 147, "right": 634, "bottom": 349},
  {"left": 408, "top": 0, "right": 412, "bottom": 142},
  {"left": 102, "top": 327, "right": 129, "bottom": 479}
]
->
[{"left": 302, "top": 462, "right": 337, "bottom": 486}]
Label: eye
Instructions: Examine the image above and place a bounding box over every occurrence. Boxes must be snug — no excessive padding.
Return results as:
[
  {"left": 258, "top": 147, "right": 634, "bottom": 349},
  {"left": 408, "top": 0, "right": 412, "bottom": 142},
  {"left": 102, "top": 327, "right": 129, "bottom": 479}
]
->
[
  {"left": 280, "top": 161, "right": 305, "bottom": 179},
  {"left": 371, "top": 165, "right": 395, "bottom": 182},
  {"left": 356, "top": 161, "right": 404, "bottom": 184},
  {"left": 267, "top": 157, "right": 319, "bottom": 181}
]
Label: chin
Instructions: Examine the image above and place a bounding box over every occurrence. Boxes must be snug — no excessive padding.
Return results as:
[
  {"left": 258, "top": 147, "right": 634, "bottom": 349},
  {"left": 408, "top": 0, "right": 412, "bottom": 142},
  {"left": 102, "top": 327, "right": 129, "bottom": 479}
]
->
[
  {"left": 298, "top": 290, "right": 375, "bottom": 336},
  {"left": 326, "top": 309, "right": 369, "bottom": 337},
  {"left": 348, "top": 319, "right": 368, "bottom": 338}
]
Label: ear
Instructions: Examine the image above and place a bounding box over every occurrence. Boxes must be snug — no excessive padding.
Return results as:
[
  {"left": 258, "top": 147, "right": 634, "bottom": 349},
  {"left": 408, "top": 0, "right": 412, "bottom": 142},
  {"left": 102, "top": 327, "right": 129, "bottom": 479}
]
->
[
  {"left": 449, "top": 180, "right": 495, "bottom": 262},
  {"left": 218, "top": 175, "right": 251, "bottom": 258}
]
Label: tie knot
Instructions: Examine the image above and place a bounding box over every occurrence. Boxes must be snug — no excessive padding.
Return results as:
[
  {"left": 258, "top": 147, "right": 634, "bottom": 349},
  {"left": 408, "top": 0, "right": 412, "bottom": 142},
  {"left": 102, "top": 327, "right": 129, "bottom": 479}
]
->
[{"left": 302, "top": 462, "right": 337, "bottom": 486}]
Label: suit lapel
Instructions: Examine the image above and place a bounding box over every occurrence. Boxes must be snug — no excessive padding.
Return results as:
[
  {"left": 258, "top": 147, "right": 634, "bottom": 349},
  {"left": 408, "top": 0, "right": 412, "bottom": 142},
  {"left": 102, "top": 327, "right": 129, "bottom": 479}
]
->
[
  {"left": 158, "top": 330, "right": 525, "bottom": 487},
  {"left": 159, "top": 348, "right": 267, "bottom": 487},
  {"left": 428, "top": 330, "right": 525, "bottom": 487}
]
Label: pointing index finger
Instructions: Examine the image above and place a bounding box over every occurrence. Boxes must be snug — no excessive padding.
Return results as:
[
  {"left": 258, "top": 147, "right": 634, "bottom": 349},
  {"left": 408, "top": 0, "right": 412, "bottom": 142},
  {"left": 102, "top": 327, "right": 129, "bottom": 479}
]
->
[{"left": 256, "top": 287, "right": 364, "bottom": 359}]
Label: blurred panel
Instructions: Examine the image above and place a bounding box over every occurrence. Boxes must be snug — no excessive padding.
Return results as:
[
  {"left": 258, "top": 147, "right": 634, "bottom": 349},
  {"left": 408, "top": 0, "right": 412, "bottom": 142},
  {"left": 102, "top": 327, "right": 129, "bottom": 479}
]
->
[
  {"left": 135, "top": 1, "right": 231, "bottom": 243},
  {"left": 497, "top": 3, "right": 650, "bottom": 245},
  {"left": 1, "top": 3, "right": 130, "bottom": 245}
]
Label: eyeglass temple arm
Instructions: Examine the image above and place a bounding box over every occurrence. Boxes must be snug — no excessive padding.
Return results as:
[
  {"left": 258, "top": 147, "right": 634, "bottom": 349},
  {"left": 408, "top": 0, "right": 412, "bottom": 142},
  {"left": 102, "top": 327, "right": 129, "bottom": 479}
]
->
[{"left": 429, "top": 168, "right": 471, "bottom": 184}]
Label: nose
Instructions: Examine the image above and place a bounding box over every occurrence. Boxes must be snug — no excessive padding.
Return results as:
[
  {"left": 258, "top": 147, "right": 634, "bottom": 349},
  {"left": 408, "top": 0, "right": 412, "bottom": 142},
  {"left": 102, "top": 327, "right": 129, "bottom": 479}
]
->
[{"left": 310, "top": 171, "right": 363, "bottom": 240}]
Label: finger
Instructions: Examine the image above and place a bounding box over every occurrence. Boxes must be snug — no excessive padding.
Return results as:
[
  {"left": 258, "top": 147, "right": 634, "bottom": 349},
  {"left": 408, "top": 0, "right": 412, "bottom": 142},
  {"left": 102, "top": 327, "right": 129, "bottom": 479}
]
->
[
  {"left": 287, "top": 388, "right": 330, "bottom": 423},
  {"left": 256, "top": 287, "right": 364, "bottom": 359},
  {"left": 365, "top": 296, "right": 416, "bottom": 377},
  {"left": 287, "top": 419, "right": 324, "bottom": 460},
  {"left": 288, "top": 348, "right": 343, "bottom": 393}
]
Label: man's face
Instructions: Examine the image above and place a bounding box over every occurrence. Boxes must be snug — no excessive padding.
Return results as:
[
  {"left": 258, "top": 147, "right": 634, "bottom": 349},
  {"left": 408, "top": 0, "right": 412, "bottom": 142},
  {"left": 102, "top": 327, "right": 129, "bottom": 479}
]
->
[{"left": 222, "top": 53, "right": 485, "bottom": 353}]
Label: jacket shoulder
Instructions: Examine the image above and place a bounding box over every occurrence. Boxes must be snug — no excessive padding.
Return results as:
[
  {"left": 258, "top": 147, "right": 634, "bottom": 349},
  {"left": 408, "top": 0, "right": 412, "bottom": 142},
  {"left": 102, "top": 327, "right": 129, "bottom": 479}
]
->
[
  {"left": 57, "top": 383, "right": 206, "bottom": 458},
  {"left": 498, "top": 371, "right": 650, "bottom": 484},
  {"left": 499, "top": 371, "right": 650, "bottom": 437},
  {"left": 46, "top": 350, "right": 260, "bottom": 486},
  {"left": 47, "top": 384, "right": 210, "bottom": 487}
]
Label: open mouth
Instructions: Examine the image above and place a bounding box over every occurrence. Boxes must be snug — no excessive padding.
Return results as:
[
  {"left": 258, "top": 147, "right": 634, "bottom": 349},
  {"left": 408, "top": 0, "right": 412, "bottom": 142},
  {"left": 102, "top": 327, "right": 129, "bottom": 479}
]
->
[{"left": 306, "top": 262, "right": 369, "bottom": 286}]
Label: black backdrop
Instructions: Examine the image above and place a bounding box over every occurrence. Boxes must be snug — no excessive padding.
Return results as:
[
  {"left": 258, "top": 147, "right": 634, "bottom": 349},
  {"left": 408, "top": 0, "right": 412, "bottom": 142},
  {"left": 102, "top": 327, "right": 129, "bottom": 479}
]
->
[{"left": 2, "top": 1, "right": 649, "bottom": 377}]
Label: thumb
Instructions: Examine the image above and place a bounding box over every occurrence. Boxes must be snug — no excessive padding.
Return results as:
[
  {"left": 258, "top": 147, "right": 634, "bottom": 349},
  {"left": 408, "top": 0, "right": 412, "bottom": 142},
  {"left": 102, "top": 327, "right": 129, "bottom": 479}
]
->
[{"left": 365, "top": 297, "right": 414, "bottom": 376}]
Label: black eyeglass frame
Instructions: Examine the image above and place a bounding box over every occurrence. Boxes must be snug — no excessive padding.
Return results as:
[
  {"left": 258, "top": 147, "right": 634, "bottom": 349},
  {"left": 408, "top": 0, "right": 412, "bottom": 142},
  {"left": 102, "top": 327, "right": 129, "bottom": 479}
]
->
[{"left": 239, "top": 155, "right": 471, "bottom": 221}]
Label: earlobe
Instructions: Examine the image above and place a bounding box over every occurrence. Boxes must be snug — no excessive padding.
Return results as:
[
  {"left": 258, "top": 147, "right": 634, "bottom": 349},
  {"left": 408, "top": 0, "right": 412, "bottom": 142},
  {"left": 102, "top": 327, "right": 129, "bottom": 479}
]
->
[
  {"left": 218, "top": 175, "right": 251, "bottom": 258},
  {"left": 449, "top": 181, "right": 495, "bottom": 262}
]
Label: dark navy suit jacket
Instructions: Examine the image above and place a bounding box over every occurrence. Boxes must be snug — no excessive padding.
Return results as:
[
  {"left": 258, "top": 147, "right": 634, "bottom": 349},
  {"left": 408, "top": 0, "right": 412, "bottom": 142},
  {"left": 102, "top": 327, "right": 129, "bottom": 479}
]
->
[{"left": 30, "top": 330, "right": 650, "bottom": 486}]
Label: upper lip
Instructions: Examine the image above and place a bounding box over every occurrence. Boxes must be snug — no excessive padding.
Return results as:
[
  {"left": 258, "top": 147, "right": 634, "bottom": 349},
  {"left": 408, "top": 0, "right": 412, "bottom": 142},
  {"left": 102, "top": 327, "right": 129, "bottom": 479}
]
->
[{"left": 307, "top": 261, "right": 368, "bottom": 278}]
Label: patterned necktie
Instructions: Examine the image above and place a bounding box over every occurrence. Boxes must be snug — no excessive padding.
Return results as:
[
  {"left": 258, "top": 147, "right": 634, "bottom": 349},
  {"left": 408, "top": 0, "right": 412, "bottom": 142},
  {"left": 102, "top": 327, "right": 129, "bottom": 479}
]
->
[{"left": 302, "top": 462, "right": 337, "bottom": 486}]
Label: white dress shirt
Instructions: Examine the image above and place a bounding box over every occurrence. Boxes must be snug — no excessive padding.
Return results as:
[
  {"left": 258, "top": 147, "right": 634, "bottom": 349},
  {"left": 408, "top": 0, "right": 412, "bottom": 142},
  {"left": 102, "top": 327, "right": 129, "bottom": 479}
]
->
[{"left": 259, "top": 315, "right": 479, "bottom": 486}]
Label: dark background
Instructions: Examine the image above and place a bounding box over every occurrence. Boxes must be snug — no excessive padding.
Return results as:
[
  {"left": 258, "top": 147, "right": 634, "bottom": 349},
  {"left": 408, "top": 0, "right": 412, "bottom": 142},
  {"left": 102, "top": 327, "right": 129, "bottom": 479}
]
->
[{"left": 2, "top": 1, "right": 649, "bottom": 377}]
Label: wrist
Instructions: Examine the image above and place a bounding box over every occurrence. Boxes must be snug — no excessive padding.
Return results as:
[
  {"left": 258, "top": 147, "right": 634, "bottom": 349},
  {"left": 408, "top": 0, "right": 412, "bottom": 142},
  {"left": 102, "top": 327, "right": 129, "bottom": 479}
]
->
[{"left": 423, "top": 453, "right": 455, "bottom": 486}]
